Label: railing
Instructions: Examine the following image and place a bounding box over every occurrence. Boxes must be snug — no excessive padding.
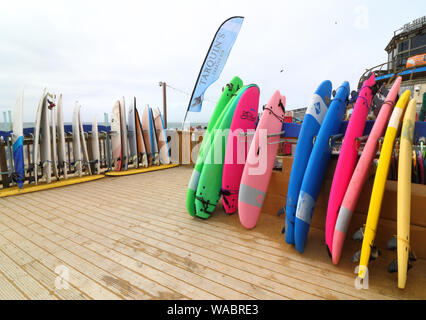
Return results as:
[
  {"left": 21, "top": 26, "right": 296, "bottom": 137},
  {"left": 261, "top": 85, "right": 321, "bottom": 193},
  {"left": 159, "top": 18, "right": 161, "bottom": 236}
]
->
[{"left": 0, "top": 131, "right": 111, "bottom": 189}]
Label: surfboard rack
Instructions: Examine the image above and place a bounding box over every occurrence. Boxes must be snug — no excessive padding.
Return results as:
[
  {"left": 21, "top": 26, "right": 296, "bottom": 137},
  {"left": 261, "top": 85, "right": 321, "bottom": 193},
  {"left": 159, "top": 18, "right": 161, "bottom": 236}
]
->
[
  {"left": 268, "top": 139, "right": 288, "bottom": 145},
  {"left": 238, "top": 130, "right": 286, "bottom": 138}
]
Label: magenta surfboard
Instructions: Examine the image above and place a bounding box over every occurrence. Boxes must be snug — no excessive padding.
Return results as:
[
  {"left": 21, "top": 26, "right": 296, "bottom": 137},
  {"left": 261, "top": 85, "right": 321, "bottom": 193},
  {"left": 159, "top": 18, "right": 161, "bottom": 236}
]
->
[
  {"left": 221, "top": 85, "right": 260, "bottom": 214},
  {"left": 238, "top": 90, "right": 285, "bottom": 229},
  {"left": 331, "top": 76, "right": 402, "bottom": 264},
  {"left": 325, "top": 73, "right": 376, "bottom": 255}
]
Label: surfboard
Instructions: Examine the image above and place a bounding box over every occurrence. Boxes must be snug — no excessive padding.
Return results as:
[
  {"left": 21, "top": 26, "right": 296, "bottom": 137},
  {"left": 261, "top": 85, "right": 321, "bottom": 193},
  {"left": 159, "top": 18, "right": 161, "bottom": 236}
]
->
[
  {"left": 332, "top": 76, "right": 401, "bottom": 264},
  {"left": 325, "top": 73, "right": 375, "bottom": 255},
  {"left": 120, "top": 97, "right": 129, "bottom": 170},
  {"left": 195, "top": 84, "right": 254, "bottom": 219},
  {"left": 283, "top": 80, "right": 332, "bottom": 244},
  {"left": 186, "top": 76, "right": 243, "bottom": 217},
  {"left": 40, "top": 94, "right": 52, "bottom": 183},
  {"left": 142, "top": 106, "right": 154, "bottom": 166},
  {"left": 396, "top": 98, "right": 416, "bottom": 289},
  {"left": 78, "top": 106, "right": 92, "bottom": 175},
  {"left": 135, "top": 106, "right": 148, "bottom": 168},
  {"left": 56, "top": 94, "right": 68, "bottom": 179},
  {"left": 49, "top": 95, "right": 59, "bottom": 181},
  {"left": 221, "top": 85, "right": 260, "bottom": 214},
  {"left": 72, "top": 102, "right": 83, "bottom": 177},
  {"left": 238, "top": 90, "right": 286, "bottom": 229},
  {"left": 357, "top": 90, "right": 411, "bottom": 280},
  {"left": 34, "top": 89, "right": 46, "bottom": 185},
  {"left": 111, "top": 101, "right": 122, "bottom": 172},
  {"left": 91, "top": 115, "right": 101, "bottom": 174},
  {"left": 294, "top": 82, "right": 350, "bottom": 253},
  {"left": 149, "top": 107, "right": 160, "bottom": 166},
  {"left": 12, "top": 89, "right": 24, "bottom": 188},
  {"left": 153, "top": 107, "right": 171, "bottom": 165},
  {"left": 128, "top": 97, "right": 139, "bottom": 168}
]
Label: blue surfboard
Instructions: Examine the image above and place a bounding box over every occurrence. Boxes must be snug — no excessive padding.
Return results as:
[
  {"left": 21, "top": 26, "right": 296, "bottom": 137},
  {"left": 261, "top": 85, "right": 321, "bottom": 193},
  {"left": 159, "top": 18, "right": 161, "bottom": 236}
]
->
[
  {"left": 294, "top": 81, "right": 350, "bottom": 253},
  {"left": 12, "top": 136, "right": 24, "bottom": 188},
  {"left": 12, "top": 90, "right": 24, "bottom": 189},
  {"left": 284, "top": 80, "right": 332, "bottom": 245}
]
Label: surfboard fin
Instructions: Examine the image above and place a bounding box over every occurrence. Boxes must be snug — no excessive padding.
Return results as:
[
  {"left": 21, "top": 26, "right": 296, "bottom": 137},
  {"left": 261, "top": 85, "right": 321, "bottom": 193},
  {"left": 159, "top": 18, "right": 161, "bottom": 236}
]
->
[
  {"left": 388, "top": 259, "right": 413, "bottom": 273},
  {"left": 388, "top": 259, "right": 397, "bottom": 273},
  {"left": 386, "top": 236, "right": 397, "bottom": 251},
  {"left": 370, "top": 245, "right": 381, "bottom": 261},
  {"left": 277, "top": 207, "right": 285, "bottom": 217},
  {"left": 352, "top": 226, "right": 365, "bottom": 242},
  {"left": 351, "top": 245, "right": 380, "bottom": 263},
  {"left": 351, "top": 250, "right": 361, "bottom": 263},
  {"left": 326, "top": 245, "right": 332, "bottom": 259},
  {"left": 409, "top": 250, "right": 417, "bottom": 262}
]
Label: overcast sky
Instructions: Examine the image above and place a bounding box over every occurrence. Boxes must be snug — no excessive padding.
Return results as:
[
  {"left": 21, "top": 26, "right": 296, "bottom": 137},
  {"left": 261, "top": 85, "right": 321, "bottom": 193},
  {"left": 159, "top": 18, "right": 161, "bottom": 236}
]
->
[{"left": 0, "top": 0, "right": 424, "bottom": 124}]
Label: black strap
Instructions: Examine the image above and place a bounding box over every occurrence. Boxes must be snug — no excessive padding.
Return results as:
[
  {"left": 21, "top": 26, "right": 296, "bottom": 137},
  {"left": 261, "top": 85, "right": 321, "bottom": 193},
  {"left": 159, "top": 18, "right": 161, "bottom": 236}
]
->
[
  {"left": 220, "top": 188, "right": 238, "bottom": 209},
  {"left": 263, "top": 99, "right": 286, "bottom": 123},
  {"left": 195, "top": 195, "right": 215, "bottom": 216}
]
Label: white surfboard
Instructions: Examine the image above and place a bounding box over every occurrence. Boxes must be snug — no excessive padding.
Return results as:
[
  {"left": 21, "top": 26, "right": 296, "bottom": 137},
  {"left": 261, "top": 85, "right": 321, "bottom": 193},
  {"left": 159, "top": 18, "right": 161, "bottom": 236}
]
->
[
  {"left": 72, "top": 102, "right": 83, "bottom": 177},
  {"left": 153, "top": 107, "right": 170, "bottom": 164},
  {"left": 56, "top": 94, "right": 68, "bottom": 179},
  {"left": 120, "top": 97, "right": 129, "bottom": 170},
  {"left": 34, "top": 89, "right": 46, "bottom": 184},
  {"left": 91, "top": 115, "right": 101, "bottom": 174},
  {"left": 128, "top": 97, "right": 139, "bottom": 168},
  {"left": 40, "top": 94, "right": 52, "bottom": 183},
  {"left": 111, "top": 101, "right": 122, "bottom": 171},
  {"left": 78, "top": 106, "right": 92, "bottom": 175},
  {"left": 50, "top": 95, "right": 59, "bottom": 181}
]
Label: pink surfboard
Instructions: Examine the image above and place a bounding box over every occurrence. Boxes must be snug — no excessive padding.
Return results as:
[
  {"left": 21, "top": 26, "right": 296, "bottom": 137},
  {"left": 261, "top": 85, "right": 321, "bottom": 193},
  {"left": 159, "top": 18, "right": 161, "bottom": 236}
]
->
[
  {"left": 222, "top": 85, "right": 260, "bottom": 214},
  {"left": 332, "top": 76, "right": 401, "bottom": 264},
  {"left": 238, "top": 90, "right": 286, "bottom": 229},
  {"left": 325, "top": 73, "right": 376, "bottom": 254}
]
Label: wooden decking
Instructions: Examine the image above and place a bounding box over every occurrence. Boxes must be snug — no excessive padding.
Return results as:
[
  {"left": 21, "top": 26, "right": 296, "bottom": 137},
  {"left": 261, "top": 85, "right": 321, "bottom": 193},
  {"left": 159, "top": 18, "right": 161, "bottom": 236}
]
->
[{"left": 0, "top": 166, "right": 424, "bottom": 300}]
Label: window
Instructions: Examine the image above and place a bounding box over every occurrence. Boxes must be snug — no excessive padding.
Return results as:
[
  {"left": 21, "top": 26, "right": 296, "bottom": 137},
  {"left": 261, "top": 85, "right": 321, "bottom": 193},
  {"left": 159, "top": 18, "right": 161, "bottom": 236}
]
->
[
  {"left": 411, "top": 33, "right": 426, "bottom": 49},
  {"left": 410, "top": 47, "right": 426, "bottom": 56},
  {"left": 396, "top": 52, "right": 409, "bottom": 68},
  {"left": 398, "top": 40, "right": 409, "bottom": 52}
]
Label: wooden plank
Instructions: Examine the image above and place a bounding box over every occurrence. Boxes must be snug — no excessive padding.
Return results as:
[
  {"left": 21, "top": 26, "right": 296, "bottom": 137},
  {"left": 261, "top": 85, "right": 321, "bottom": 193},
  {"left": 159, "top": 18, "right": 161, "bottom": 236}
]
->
[
  {"left": 0, "top": 234, "right": 89, "bottom": 300},
  {"left": 53, "top": 195, "right": 395, "bottom": 300},
  {"left": 0, "top": 213, "right": 136, "bottom": 300},
  {"left": 0, "top": 249, "right": 58, "bottom": 299}
]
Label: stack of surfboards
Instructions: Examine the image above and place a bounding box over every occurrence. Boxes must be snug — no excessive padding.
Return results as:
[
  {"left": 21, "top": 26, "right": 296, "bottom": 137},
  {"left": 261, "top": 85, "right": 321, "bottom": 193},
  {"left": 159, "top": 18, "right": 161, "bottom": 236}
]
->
[
  {"left": 279, "top": 74, "right": 418, "bottom": 288},
  {"left": 110, "top": 97, "right": 170, "bottom": 172},
  {"left": 186, "top": 76, "right": 288, "bottom": 225},
  {"left": 11, "top": 90, "right": 102, "bottom": 187}
]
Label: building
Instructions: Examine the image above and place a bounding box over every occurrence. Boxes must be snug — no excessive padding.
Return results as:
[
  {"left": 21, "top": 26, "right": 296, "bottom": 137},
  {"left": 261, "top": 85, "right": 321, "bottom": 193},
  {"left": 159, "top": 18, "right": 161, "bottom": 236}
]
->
[{"left": 359, "top": 16, "right": 426, "bottom": 114}]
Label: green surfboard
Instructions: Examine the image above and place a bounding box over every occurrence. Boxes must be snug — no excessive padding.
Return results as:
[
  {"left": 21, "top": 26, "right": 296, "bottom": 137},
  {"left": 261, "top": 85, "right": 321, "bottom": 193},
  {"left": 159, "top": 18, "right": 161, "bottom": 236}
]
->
[
  {"left": 195, "top": 84, "right": 252, "bottom": 219},
  {"left": 186, "top": 76, "right": 243, "bottom": 216}
]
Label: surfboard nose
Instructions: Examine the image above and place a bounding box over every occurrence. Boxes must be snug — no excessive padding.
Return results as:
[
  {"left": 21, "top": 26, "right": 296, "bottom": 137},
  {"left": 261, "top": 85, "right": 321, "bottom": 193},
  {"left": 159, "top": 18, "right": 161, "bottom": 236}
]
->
[{"left": 238, "top": 202, "right": 259, "bottom": 229}]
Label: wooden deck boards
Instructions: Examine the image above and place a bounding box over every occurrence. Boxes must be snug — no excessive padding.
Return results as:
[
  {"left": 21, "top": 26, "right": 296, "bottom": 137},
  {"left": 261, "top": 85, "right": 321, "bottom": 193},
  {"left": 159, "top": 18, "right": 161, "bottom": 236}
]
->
[{"left": 0, "top": 166, "right": 424, "bottom": 300}]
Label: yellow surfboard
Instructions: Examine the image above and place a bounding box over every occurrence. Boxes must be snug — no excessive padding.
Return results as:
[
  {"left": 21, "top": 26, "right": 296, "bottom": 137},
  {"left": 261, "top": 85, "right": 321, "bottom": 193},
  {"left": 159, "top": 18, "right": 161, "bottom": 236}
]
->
[
  {"left": 358, "top": 90, "right": 411, "bottom": 279},
  {"left": 397, "top": 98, "right": 416, "bottom": 289}
]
